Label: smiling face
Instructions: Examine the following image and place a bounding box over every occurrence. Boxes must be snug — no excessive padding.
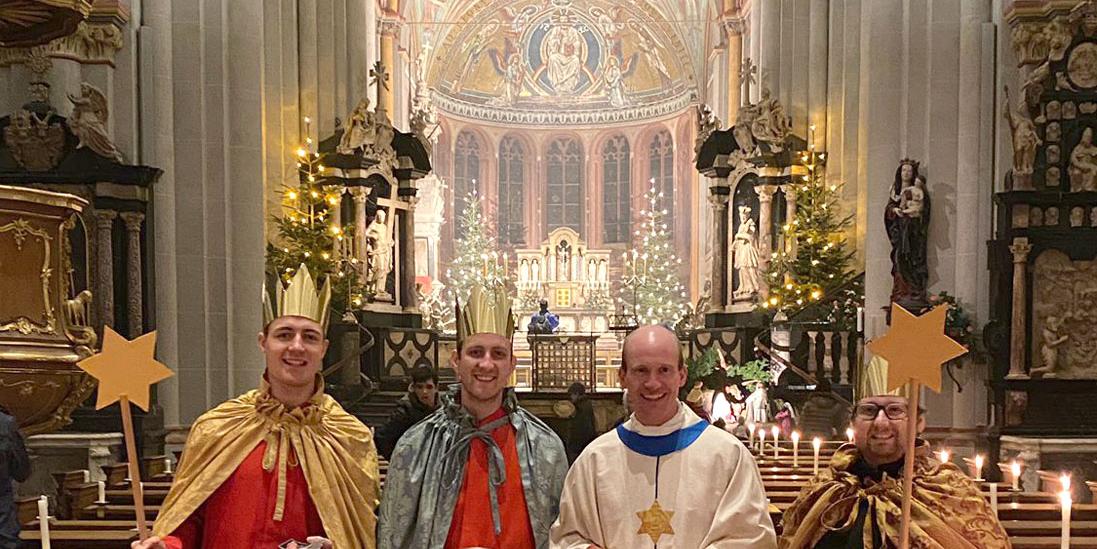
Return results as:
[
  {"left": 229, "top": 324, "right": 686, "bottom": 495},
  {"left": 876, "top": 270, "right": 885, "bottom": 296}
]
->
[
  {"left": 452, "top": 332, "right": 516, "bottom": 408},
  {"left": 619, "top": 326, "right": 686, "bottom": 426},
  {"left": 851, "top": 396, "right": 925, "bottom": 466},
  {"left": 258, "top": 316, "right": 328, "bottom": 396}
]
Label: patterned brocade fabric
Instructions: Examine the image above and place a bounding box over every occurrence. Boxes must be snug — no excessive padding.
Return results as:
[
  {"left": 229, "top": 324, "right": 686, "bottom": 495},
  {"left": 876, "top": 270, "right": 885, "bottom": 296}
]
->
[{"left": 779, "top": 443, "right": 1011, "bottom": 549}]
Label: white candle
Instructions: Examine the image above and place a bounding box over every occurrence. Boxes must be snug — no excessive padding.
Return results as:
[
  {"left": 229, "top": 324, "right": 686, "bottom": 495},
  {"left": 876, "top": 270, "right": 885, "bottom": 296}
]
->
[
  {"left": 97, "top": 481, "right": 106, "bottom": 503},
  {"left": 973, "top": 454, "right": 985, "bottom": 481},
  {"left": 164, "top": 457, "right": 173, "bottom": 475},
  {"left": 758, "top": 428, "right": 766, "bottom": 453},
  {"left": 845, "top": 427, "right": 854, "bottom": 444},
  {"left": 989, "top": 482, "right": 998, "bottom": 516},
  {"left": 1060, "top": 473, "right": 1071, "bottom": 493},
  {"left": 771, "top": 427, "right": 780, "bottom": 459},
  {"left": 1011, "top": 461, "right": 1022, "bottom": 491},
  {"left": 82, "top": 470, "right": 89, "bottom": 483},
  {"left": 791, "top": 431, "right": 801, "bottom": 468},
  {"left": 812, "top": 437, "right": 822, "bottom": 475},
  {"left": 37, "top": 496, "right": 50, "bottom": 549},
  {"left": 748, "top": 423, "right": 756, "bottom": 447},
  {"left": 1060, "top": 490, "right": 1071, "bottom": 549}
]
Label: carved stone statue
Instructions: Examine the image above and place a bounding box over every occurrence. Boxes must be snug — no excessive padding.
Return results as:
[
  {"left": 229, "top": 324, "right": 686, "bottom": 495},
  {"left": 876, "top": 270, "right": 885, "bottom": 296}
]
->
[
  {"left": 732, "top": 205, "right": 762, "bottom": 300},
  {"left": 68, "top": 82, "right": 122, "bottom": 162},
  {"left": 527, "top": 299, "right": 560, "bottom": 335},
  {"left": 364, "top": 209, "right": 394, "bottom": 298},
  {"left": 1031, "top": 314, "right": 1069, "bottom": 378},
  {"left": 339, "top": 98, "right": 375, "bottom": 154},
  {"left": 750, "top": 87, "right": 792, "bottom": 151},
  {"left": 1069, "top": 126, "right": 1097, "bottom": 191},
  {"left": 1003, "top": 86, "right": 1041, "bottom": 187},
  {"left": 694, "top": 103, "right": 721, "bottom": 160},
  {"left": 885, "top": 159, "right": 931, "bottom": 309},
  {"left": 3, "top": 81, "right": 64, "bottom": 172},
  {"left": 64, "top": 289, "right": 92, "bottom": 328}
]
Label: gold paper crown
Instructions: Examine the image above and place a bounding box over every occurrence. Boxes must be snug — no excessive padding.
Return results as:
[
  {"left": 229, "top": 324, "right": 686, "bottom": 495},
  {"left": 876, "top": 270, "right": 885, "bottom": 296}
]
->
[
  {"left": 263, "top": 264, "right": 332, "bottom": 329},
  {"left": 456, "top": 285, "right": 516, "bottom": 342}
]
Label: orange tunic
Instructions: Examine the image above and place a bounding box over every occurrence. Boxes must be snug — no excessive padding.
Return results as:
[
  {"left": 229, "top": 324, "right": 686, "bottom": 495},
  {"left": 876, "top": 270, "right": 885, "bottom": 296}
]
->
[
  {"left": 445, "top": 408, "right": 536, "bottom": 549},
  {"left": 162, "top": 441, "right": 325, "bottom": 549}
]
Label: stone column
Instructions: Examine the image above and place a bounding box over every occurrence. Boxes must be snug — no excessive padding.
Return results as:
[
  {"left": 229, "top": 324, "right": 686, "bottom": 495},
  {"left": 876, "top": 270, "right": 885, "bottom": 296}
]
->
[
  {"left": 120, "top": 212, "right": 145, "bottom": 338},
  {"left": 379, "top": 16, "right": 401, "bottom": 117},
  {"left": 756, "top": 184, "right": 777, "bottom": 265},
  {"left": 725, "top": 19, "right": 744, "bottom": 121},
  {"left": 352, "top": 187, "right": 369, "bottom": 280},
  {"left": 708, "top": 186, "right": 731, "bottom": 312},
  {"left": 94, "top": 210, "right": 118, "bottom": 330},
  {"left": 326, "top": 186, "right": 343, "bottom": 260},
  {"left": 399, "top": 194, "right": 419, "bottom": 313},
  {"left": 784, "top": 185, "right": 799, "bottom": 258},
  {"left": 1007, "top": 238, "right": 1032, "bottom": 379}
]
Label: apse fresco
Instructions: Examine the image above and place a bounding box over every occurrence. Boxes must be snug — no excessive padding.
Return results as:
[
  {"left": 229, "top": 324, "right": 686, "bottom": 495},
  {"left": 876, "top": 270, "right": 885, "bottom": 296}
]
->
[{"left": 431, "top": 0, "right": 695, "bottom": 125}]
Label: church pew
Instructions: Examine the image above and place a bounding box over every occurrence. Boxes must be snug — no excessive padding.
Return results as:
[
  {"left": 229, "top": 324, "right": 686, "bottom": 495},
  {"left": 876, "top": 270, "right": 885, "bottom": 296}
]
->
[
  {"left": 1010, "top": 537, "right": 1097, "bottom": 548},
  {"left": 20, "top": 528, "right": 138, "bottom": 548},
  {"left": 1000, "top": 520, "right": 1097, "bottom": 536}
]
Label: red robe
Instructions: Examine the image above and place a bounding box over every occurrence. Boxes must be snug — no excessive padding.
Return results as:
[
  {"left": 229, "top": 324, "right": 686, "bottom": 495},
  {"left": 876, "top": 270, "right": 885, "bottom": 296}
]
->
[
  {"left": 162, "top": 441, "right": 325, "bottom": 548},
  {"left": 444, "top": 408, "right": 536, "bottom": 549}
]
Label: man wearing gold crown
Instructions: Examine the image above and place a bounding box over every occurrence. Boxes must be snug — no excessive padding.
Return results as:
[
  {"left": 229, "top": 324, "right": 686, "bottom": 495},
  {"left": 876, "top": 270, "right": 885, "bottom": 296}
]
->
[
  {"left": 778, "top": 387, "right": 1009, "bottom": 548},
  {"left": 132, "top": 265, "right": 380, "bottom": 549},
  {"left": 377, "top": 285, "right": 569, "bottom": 548},
  {"left": 550, "top": 325, "right": 776, "bottom": 548}
]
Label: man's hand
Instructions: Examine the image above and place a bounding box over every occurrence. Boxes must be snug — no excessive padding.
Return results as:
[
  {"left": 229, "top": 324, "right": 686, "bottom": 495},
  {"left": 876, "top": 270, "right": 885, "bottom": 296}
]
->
[
  {"left": 286, "top": 536, "right": 333, "bottom": 549},
  {"left": 130, "top": 536, "right": 166, "bottom": 549}
]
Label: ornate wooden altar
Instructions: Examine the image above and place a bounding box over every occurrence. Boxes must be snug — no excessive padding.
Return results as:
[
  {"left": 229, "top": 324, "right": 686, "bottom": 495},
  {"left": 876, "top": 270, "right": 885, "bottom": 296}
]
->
[{"left": 528, "top": 334, "right": 599, "bottom": 392}]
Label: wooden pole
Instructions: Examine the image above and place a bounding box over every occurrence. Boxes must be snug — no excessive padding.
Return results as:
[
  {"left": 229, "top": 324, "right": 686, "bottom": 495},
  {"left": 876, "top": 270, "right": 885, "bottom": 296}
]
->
[
  {"left": 119, "top": 394, "right": 150, "bottom": 540},
  {"left": 898, "top": 381, "right": 921, "bottom": 549}
]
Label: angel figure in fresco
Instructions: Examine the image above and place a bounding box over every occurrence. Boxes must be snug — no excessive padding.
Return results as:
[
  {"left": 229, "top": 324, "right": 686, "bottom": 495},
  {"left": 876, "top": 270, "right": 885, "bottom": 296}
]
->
[
  {"left": 488, "top": 38, "right": 525, "bottom": 105},
  {"left": 589, "top": 5, "right": 625, "bottom": 40},
  {"left": 602, "top": 54, "right": 637, "bottom": 108},
  {"left": 454, "top": 21, "right": 500, "bottom": 93},
  {"left": 630, "top": 21, "right": 671, "bottom": 84},
  {"left": 500, "top": 5, "right": 538, "bottom": 36},
  {"left": 68, "top": 82, "right": 122, "bottom": 162}
]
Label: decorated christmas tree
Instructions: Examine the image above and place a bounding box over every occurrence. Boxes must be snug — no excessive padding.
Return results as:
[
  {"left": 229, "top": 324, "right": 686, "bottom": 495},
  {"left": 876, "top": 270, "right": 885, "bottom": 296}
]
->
[
  {"left": 621, "top": 182, "right": 691, "bottom": 325},
  {"left": 445, "top": 189, "right": 508, "bottom": 308},
  {"left": 266, "top": 119, "right": 364, "bottom": 312},
  {"left": 763, "top": 127, "right": 857, "bottom": 317}
]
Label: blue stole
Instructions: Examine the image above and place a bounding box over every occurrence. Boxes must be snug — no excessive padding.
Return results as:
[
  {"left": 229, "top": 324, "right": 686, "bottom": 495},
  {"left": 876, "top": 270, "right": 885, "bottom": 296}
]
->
[{"left": 616, "top": 419, "right": 709, "bottom": 457}]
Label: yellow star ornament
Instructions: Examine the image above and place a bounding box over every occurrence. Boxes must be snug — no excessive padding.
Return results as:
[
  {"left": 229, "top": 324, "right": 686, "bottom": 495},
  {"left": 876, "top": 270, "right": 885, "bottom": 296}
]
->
[
  {"left": 77, "top": 327, "right": 174, "bottom": 411},
  {"left": 636, "top": 500, "right": 675, "bottom": 544},
  {"left": 867, "top": 304, "right": 967, "bottom": 394}
]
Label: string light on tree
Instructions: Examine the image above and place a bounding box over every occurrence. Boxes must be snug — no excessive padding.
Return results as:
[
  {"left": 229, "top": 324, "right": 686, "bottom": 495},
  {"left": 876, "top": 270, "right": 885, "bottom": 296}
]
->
[
  {"left": 445, "top": 188, "right": 509, "bottom": 315},
  {"left": 619, "top": 180, "right": 690, "bottom": 325},
  {"left": 266, "top": 116, "right": 364, "bottom": 311},
  {"left": 763, "top": 124, "right": 858, "bottom": 318}
]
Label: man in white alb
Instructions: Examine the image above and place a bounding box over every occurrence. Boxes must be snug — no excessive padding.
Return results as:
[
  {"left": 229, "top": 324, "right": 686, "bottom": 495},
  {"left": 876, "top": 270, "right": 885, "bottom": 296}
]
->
[{"left": 550, "top": 325, "right": 777, "bottom": 549}]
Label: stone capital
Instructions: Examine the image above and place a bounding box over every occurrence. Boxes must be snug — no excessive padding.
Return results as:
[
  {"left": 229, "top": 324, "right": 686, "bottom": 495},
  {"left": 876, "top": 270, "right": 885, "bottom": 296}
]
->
[
  {"left": 1009, "top": 237, "right": 1033, "bottom": 263},
  {"left": 351, "top": 187, "right": 370, "bottom": 204},
  {"left": 380, "top": 16, "right": 403, "bottom": 38},
  {"left": 784, "top": 186, "right": 799, "bottom": 201},
  {"left": 120, "top": 211, "right": 145, "bottom": 231},
  {"left": 756, "top": 184, "right": 778, "bottom": 203},
  {"left": 722, "top": 16, "right": 747, "bottom": 36},
  {"left": 708, "top": 192, "right": 730, "bottom": 209},
  {"left": 93, "top": 209, "right": 118, "bottom": 229}
]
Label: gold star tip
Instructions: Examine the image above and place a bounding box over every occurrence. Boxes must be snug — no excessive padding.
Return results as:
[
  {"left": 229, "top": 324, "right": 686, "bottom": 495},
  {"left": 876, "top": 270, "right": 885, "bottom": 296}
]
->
[
  {"left": 867, "top": 303, "right": 967, "bottom": 394},
  {"left": 76, "top": 327, "right": 174, "bottom": 411}
]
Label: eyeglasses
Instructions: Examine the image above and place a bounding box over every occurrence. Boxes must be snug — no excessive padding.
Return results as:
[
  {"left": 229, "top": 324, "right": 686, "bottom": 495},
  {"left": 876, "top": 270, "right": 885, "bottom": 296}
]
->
[{"left": 854, "top": 402, "right": 909, "bottom": 421}]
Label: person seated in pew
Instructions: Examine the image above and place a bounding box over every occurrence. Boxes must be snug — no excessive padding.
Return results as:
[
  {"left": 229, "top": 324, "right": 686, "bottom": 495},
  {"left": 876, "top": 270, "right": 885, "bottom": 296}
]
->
[
  {"left": 778, "top": 391, "right": 1010, "bottom": 548},
  {"left": 550, "top": 325, "right": 776, "bottom": 548},
  {"left": 132, "top": 265, "right": 379, "bottom": 549}
]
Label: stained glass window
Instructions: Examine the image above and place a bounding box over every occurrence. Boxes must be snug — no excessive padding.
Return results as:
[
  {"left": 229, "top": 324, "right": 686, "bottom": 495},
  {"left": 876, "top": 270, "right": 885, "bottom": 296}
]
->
[
  {"left": 454, "top": 130, "right": 481, "bottom": 238},
  {"left": 546, "top": 138, "right": 584, "bottom": 233},
  {"left": 602, "top": 135, "right": 631, "bottom": 244},
  {"left": 498, "top": 136, "right": 526, "bottom": 245}
]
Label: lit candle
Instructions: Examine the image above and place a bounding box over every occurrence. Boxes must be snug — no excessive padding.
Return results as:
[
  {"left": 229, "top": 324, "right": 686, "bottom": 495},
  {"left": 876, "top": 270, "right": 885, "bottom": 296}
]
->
[
  {"left": 82, "top": 470, "right": 89, "bottom": 483},
  {"left": 772, "top": 426, "right": 780, "bottom": 459},
  {"left": 96, "top": 481, "right": 105, "bottom": 504},
  {"left": 845, "top": 427, "right": 854, "bottom": 444},
  {"left": 1057, "top": 489, "right": 1066, "bottom": 549},
  {"left": 758, "top": 427, "right": 766, "bottom": 453},
  {"left": 938, "top": 449, "right": 951, "bottom": 464},
  {"left": 748, "top": 423, "right": 756, "bottom": 448},
  {"left": 812, "top": 437, "right": 822, "bottom": 475},
  {"left": 1011, "top": 461, "right": 1022, "bottom": 491},
  {"left": 1061, "top": 473, "right": 1071, "bottom": 493},
  {"left": 972, "top": 454, "right": 985, "bottom": 481},
  {"left": 37, "top": 495, "right": 50, "bottom": 549},
  {"left": 791, "top": 431, "right": 801, "bottom": 468},
  {"left": 989, "top": 482, "right": 998, "bottom": 516}
]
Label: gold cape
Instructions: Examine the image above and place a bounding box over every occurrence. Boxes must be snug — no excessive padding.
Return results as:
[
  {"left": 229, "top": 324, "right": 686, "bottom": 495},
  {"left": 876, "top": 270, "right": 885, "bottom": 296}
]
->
[
  {"left": 152, "top": 378, "right": 380, "bottom": 548},
  {"left": 779, "top": 443, "right": 1010, "bottom": 549}
]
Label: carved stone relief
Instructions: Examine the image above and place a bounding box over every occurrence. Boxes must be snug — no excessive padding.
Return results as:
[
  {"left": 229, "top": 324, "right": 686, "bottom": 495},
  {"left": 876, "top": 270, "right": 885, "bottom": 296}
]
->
[
  {"left": 1047, "top": 206, "right": 1060, "bottom": 226},
  {"left": 1071, "top": 206, "right": 1086, "bottom": 226},
  {"left": 1048, "top": 144, "right": 1061, "bottom": 164},
  {"left": 1048, "top": 100, "right": 1062, "bottom": 120},
  {"left": 1033, "top": 249, "right": 1097, "bottom": 378},
  {"left": 1064, "top": 101, "right": 1078, "bottom": 119},
  {"left": 1068, "top": 41, "right": 1097, "bottom": 88},
  {"left": 1090, "top": 207, "right": 1097, "bottom": 226},
  {"left": 1082, "top": 101, "right": 1097, "bottom": 114},
  {"left": 1014, "top": 204, "right": 1031, "bottom": 228},
  {"left": 1048, "top": 166, "right": 1062, "bottom": 187},
  {"left": 1048, "top": 122, "right": 1062, "bottom": 142},
  {"left": 1031, "top": 206, "right": 1044, "bottom": 227}
]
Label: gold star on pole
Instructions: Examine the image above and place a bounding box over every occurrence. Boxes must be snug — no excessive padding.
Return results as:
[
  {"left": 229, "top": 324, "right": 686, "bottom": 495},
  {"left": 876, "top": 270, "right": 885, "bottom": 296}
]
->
[
  {"left": 636, "top": 500, "right": 675, "bottom": 544},
  {"left": 77, "top": 327, "right": 173, "bottom": 411},
  {"left": 867, "top": 304, "right": 967, "bottom": 393}
]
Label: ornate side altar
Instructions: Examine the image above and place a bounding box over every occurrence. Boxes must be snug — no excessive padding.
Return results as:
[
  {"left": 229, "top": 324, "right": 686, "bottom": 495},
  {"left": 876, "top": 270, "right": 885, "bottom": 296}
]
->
[{"left": 990, "top": 0, "right": 1097, "bottom": 490}]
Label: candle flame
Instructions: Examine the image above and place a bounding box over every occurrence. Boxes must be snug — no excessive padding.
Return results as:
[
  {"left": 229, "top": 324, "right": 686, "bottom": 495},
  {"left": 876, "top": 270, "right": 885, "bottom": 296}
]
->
[
  {"left": 939, "top": 450, "right": 951, "bottom": 463},
  {"left": 812, "top": 437, "right": 822, "bottom": 450},
  {"left": 845, "top": 427, "right": 855, "bottom": 442},
  {"left": 1061, "top": 474, "right": 1071, "bottom": 492},
  {"left": 1011, "top": 461, "right": 1022, "bottom": 476},
  {"left": 791, "top": 431, "right": 801, "bottom": 442},
  {"left": 771, "top": 426, "right": 780, "bottom": 440}
]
